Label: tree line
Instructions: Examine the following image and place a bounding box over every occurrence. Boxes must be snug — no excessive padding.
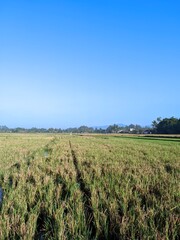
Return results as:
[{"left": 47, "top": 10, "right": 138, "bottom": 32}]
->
[
  {"left": 0, "top": 124, "right": 148, "bottom": 134},
  {"left": 152, "top": 117, "right": 180, "bottom": 134},
  {"left": 0, "top": 117, "right": 179, "bottom": 134}
]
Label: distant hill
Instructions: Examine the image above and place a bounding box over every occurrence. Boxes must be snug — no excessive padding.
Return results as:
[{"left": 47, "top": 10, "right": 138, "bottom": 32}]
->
[{"left": 92, "top": 123, "right": 126, "bottom": 130}]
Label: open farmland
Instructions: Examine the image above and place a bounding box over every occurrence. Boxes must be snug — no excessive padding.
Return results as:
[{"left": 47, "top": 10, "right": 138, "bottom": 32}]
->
[{"left": 0, "top": 134, "right": 179, "bottom": 239}]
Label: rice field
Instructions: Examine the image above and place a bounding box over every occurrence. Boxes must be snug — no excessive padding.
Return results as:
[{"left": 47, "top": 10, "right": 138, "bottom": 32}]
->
[{"left": 0, "top": 133, "right": 179, "bottom": 239}]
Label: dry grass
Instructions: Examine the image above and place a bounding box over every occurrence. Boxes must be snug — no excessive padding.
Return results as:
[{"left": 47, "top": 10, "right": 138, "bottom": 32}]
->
[{"left": 0, "top": 133, "right": 179, "bottom": 239}]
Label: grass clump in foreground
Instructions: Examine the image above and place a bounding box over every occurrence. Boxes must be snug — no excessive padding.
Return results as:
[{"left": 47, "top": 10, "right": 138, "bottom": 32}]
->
[{"left": 0, "top": 133, "right": 179, "bottom": 239}]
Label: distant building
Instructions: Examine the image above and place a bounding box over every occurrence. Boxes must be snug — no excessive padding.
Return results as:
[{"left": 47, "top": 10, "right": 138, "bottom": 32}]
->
[
  {"left": 129, "top": 128, "right": 135, "bottom": 132},
  {"left": 143, "top": 130, "right": 152, "bottom": 134},
  {"left": 118, "top": 130, "right": 129, "bottom": 133}
]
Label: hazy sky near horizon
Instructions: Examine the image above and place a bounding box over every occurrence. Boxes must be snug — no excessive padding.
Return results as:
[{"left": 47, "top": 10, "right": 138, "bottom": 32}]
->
[{"left": 0, "top": 0, "right": 180, "bottom": 128}]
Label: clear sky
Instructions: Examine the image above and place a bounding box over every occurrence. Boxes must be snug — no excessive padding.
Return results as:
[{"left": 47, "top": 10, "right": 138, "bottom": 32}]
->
[{"left": 0, "top": 0, "right": 180, "bottom": 128}]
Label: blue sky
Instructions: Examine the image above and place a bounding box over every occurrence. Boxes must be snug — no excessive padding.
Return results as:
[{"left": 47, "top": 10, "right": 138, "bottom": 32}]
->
[{"left": 0, "top": 0, "right": 180, "bottom": 128}]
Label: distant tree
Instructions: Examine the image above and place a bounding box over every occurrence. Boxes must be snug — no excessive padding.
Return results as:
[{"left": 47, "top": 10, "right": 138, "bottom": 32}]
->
[
  {"left": 152, "top": 117, "right": 162, "bottom": 133},
  {"left": 0, "top": 126, "right": 9, "bottom": 132},
  {"left": 152, "top": 117, "right": 180, "bottom": 134},
  {"left": 152, "top": 117, "right": 161, "bottom": 128},
  {"left": 94, "top": 128, "right": 106, "bottom": 133},
  {"left": 106, "top": 124, "right": 120, "bottom": 133},
  {"left": 12, "top": 127, "right": 26, "bottom": 133},
  {"left": 78, "top": 126, "right": 94, "bottom": 133}
]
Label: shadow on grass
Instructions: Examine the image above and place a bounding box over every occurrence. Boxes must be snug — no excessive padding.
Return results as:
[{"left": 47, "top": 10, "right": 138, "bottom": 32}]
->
[
  {"left": 113, "top": 136, "right": 180, "bottom": 143},
  {"left": 69, "top": 141, "right": 97, "bottom": 239}
]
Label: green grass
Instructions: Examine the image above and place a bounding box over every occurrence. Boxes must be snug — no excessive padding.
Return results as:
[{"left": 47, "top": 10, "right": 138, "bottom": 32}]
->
[{"left": 0, "top": 133, "right": 179, "bottom": 239}]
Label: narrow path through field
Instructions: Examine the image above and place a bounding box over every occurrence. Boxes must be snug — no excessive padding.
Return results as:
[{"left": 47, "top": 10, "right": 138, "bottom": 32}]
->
[{"left": 69, "top": 141, "right": 97, "bottom": 239}]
